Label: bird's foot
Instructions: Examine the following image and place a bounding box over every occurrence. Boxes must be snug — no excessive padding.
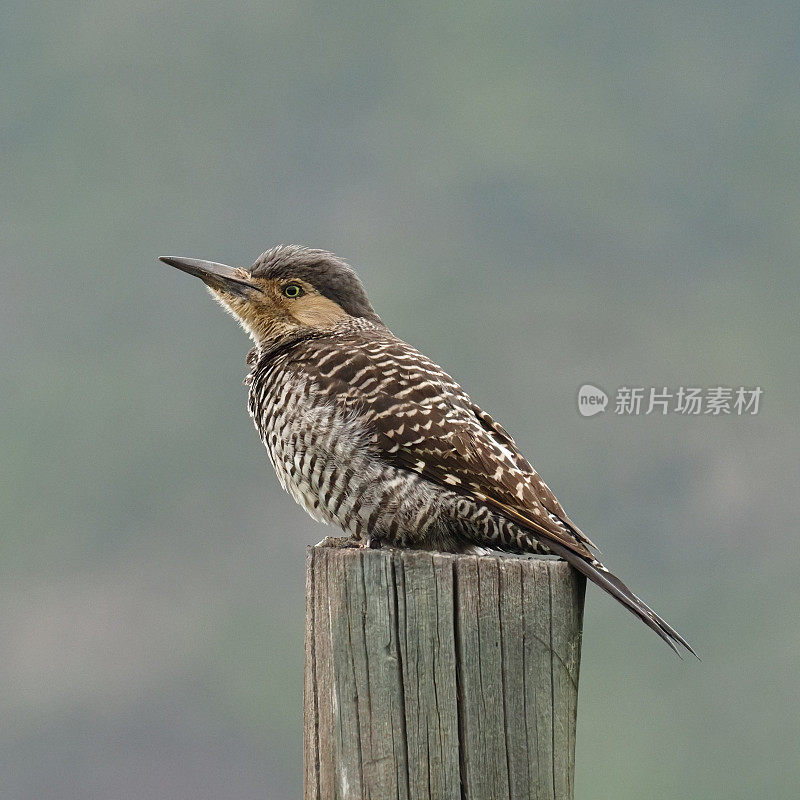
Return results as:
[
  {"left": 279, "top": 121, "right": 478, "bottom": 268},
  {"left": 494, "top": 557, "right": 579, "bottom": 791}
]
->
[
  {"left": 315, "top": 535, "right": 361, "bottom": 549},
  {"left": 315, "top": 535, "right": 385, "bottom": 549},
  {"left": 363, "top": 536, "right": 385, "bottom": 549}
]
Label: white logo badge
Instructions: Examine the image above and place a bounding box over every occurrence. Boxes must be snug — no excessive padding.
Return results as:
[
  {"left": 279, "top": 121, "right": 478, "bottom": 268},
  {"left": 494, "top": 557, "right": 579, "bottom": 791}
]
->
[{"left": 577, "top": 384, "right": 608, "bottom": 417}]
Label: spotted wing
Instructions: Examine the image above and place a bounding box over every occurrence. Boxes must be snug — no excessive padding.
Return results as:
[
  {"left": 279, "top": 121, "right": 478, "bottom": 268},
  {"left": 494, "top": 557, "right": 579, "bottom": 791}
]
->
[
  {"left": 293, "top": 330, "right": 595, "bottom": 556},
  {"left": 291, "top": 329, "right": 695, "bottom": 656}
]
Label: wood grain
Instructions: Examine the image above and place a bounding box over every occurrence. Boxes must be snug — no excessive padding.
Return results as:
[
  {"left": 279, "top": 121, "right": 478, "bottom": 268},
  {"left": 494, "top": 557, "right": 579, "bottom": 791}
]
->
[{"left": 304, "top": 547, "right": 585, "bottom": 800}]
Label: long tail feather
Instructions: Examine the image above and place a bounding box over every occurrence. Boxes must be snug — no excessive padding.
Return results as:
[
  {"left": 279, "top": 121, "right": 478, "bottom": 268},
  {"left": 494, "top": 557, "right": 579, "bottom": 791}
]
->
[{"left": 540, "top": 537, "right": 698, "bottom": 658}]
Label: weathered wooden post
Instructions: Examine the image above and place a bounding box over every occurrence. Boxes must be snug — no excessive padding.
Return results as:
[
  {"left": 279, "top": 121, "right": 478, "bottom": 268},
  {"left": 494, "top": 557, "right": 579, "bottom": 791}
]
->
[{"left": 304, "top": 547, "right": 585, "bottom": 800}]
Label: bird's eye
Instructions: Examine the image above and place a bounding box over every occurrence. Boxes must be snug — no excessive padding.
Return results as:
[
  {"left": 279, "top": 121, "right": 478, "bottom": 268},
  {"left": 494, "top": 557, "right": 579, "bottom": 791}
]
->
[{"left": 282, "top": 283, "right": 304, "bottom": 298}]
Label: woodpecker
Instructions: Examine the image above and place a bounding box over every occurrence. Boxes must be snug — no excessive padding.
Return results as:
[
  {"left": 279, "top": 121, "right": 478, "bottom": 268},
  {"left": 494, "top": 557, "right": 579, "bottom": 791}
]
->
[{"left": 160, "top": 246, "right": 695, "bottom": 656}]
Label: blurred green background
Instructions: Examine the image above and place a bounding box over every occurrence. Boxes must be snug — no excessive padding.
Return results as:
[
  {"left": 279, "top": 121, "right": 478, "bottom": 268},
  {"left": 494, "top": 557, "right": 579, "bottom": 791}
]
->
[{"left": 2, "top": 1, "right": 798, "bottom": 798}]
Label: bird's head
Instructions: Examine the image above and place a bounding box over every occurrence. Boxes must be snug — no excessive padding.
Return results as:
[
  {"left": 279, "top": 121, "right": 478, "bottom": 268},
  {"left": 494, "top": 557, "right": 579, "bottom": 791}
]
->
[{"left": 160, "top": 245, "right": 381, "bottom": 346}]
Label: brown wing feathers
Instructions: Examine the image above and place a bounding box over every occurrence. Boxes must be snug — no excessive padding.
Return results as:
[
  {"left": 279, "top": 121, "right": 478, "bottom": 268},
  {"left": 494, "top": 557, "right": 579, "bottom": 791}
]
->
[{"left": 302, "top": 332, "right": 696, "bottom": 656}]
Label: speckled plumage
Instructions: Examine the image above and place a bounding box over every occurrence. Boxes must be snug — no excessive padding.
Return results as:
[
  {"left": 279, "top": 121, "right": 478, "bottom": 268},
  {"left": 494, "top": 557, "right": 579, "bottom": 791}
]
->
[
  {"left": 245, "top": 316, "right": 552, "bottom": 554},
  {"left": 161, "top": 245, "right": 696, "bottom": 655}
]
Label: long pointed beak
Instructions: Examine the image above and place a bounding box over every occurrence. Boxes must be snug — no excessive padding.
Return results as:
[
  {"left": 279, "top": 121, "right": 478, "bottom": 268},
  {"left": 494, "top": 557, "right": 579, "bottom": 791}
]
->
[{"left": 159, "top": 256, "right": 256, "bottom": 295}]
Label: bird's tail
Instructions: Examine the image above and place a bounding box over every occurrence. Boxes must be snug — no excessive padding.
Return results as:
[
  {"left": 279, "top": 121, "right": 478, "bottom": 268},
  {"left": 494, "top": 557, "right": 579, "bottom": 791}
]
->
[{"left": 536, "top": 536, "right": 698, "bottom": 658}]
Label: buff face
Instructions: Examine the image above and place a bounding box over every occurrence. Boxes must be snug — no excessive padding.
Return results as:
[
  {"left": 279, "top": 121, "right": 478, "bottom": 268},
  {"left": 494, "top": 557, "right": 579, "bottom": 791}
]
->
[
  {"left": 159, "top": 256, "right": 351, "bottom": 344},
  {"left": 209, "top": 274, "right": 351, "bottom": 344}
]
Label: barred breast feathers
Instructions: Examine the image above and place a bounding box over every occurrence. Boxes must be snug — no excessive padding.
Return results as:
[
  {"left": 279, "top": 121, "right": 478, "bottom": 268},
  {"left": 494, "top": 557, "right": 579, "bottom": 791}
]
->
[{"left": 245, "top": 317, "right": 592, "bottom": 554}]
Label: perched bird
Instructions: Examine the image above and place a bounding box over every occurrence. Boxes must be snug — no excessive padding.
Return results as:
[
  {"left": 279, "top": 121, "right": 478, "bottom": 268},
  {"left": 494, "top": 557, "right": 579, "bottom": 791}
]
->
[{"left": 160, "top": 246, "right": 695, "bottom": 656}]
